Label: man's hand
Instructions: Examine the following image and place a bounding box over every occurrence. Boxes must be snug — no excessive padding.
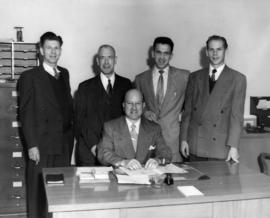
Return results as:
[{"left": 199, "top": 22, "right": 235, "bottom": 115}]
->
[
  {"left": 226, "top": 147, "right": 239, "bottom": 163},
  {"left": 144, "top": 110, "right": 158, "bottom": 122},
  {"left": 28, "top": 147, "right": 40, "bottom": 165},
  {"left": 181, "top": 141, "right": 189, "bottom": 158},
  {"left": 145, "top": 158, "right": 159, "bottom": 169},
  {"left": 122, "top": 159, "right": 142, "bottom": 170},
  {"left": 91, "top": 145, "right": 97, "bottom": 156}
]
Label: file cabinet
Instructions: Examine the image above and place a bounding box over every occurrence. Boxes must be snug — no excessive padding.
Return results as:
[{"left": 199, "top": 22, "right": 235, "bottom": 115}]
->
[
  {"left": 0, "top": 42, "right": 38, "bottom": 80},
  {"left": 0, "top": 82, "right": 26, "bottom": 217}
]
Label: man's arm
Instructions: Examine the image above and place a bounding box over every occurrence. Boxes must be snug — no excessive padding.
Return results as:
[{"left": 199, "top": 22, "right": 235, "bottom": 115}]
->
[
  {"left": 97, "top": 123, "right": 125, "bottom": 166},
  {"left": 179, "top": 75, "right": 193, "bottom": 156},
  {"left": 226, "top": 74, "right": 247, "bottom": 161}
]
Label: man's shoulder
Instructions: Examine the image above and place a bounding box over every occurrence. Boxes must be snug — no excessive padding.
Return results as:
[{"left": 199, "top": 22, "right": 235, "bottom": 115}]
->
[
  {"left": 78, "top": 76, "right": 100, "bottom": 89},
  {"left": 170, "top": 66, "right": 190, "bottom": 75},
  {"left": 141, "top": 117, "right": 160, "bottom": 131},
  {"left": 115, "top": 74, "right": 131, "bottom": 83},
  {"left": 20, "top": 66, "right": 42, "bottom": 79},
  {"left": 104, "top": 116, "right": 125, "bottom": 128},
  {"left": 225, "top": 66, "right": 246, "bottom": 80},
  {"left": 135, "top": 69, "right": 151, "bottom": 80}
]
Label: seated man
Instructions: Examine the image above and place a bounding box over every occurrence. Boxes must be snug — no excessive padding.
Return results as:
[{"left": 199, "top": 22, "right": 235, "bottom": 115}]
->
[{"left": 98, "top": 89, "right": 172, "bottom": 170}]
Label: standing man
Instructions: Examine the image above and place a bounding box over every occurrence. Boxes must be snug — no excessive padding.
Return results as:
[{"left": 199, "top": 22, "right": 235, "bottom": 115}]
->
[
  {"left": 98, "top": 89, "right": 172, "bottom": 169},
  {"left": 135, "top": 37, "right": 189, "bottom": 162},
  {"left": 180, "top": 35, "right": 246, "bottom": 162},
  {"left": 18, "top": 32, "right": 73, "bottom": 218},
  {"left": 75, "top": 44, "right": 132, "bottom": 166}
]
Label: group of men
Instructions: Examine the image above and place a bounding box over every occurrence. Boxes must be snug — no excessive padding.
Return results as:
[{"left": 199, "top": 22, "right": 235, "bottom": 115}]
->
[{"left": 18, "top": 31, "right": 246, "bottom": 217}]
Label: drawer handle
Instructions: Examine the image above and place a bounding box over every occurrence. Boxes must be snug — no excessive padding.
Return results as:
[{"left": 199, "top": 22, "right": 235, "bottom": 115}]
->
[
  {"left": 13, "top": 164, "right": 23, "bottom": 169},
  {"left": 11, "top": 135, "right": 20, "bottom": 139},
  {"left": 11, "top": 194, "right": 23, "bottom": 199}
]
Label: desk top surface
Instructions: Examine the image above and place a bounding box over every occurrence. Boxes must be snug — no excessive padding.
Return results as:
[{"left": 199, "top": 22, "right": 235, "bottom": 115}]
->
[{"left": 43, "top": 161, "right": 270, "bottom": 213}]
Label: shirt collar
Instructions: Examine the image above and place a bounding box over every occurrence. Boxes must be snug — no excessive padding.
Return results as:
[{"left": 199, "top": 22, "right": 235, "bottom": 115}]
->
[
  {"left": 43, "top": 62, "right": 60, "bottom": 77},
  {"left": 125, "top": 117, "right": 141, "bottom": 133},
  {"left": 153, "top": 65, "right": 169, "bottom": 75},
  {"left": 100, "top": 72, "right": 115, "bottom": 86},
  {"left": 209, "top": 64, "right": 225, "bottom": 76}
]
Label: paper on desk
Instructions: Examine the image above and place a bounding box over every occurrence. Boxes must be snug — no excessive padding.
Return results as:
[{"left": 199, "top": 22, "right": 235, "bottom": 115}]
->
[
  {"left": 177, "top": 186, "right": 204, "bottom": 196},
  {"left": 117, "top": 174, "right": 151, "bottom": 185},
  {"left": 119, "top": 164, "right": 187, "bottom": 176},
  {"left": 76, "top": 167, "right": 113, "bottom": 176}
]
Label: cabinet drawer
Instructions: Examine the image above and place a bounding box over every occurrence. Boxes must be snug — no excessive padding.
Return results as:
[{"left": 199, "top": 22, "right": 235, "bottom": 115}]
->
[
  {"left": 0, "top": 59, "right": 37, "bottom": 67},
  {"left": 0, "top": 154, "right": 25, "bottom": 179},
  {"left": 0, "top": 50, "right": 37, "bottom": 60},
  {"left": 0, "top": 118, "right": 20, "bottom": 136},
  {"left": 0, "top": 138, "right": 23, "bottom": 149},
  {"left": 0, "top": 178, "right": 26, "bottom": 215},
  {"left": 0, "top": 65, "right": 35, "bottom": 74}
]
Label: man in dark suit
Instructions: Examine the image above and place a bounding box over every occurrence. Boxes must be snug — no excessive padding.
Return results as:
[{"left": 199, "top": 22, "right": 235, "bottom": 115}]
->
[
  {"left": 75, "top": 44, "right": 132, "bottom": 166},
  {"left": 135, "top": 37, "right": 189, "bottom": 163},
  {"left": 180, "top": 35, "right": 246, "bottom": 162},
  {"left": 98, "top": 89, "right": 172, "bottom": 169},
  {"left": 18, "top": 32, "right": 73, "bottom": 218}
]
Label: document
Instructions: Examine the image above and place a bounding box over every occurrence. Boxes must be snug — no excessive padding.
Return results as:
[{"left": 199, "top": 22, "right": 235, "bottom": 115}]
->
[
  {"left": 76, "top": 167, "right": 113, "bottom": 183},
  {"left": 177, "top": 186, "right": 204, "bottom": 196}
]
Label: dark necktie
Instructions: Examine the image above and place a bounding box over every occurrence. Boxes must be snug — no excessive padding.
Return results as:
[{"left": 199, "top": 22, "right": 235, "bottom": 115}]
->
[
  {"left": 211, "top": 69, "right": 217, "bottom": 82},
  {"left": 107, "top": 79, "right": 112, "bottom": 96},
  {"left": 156, "top": 70, "right": 164, "bottom": 108},
  {"left": 209, "top": 69, "right": 217, "bottom": 93}
]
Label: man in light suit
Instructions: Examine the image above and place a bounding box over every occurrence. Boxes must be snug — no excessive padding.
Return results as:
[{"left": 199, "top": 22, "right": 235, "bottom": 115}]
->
[
  {"left": 135, "top": 37, "right": 189, "bottom": 163},
  {"left": 75, "top": 44, "right": 132, "bottom": 166},
  {"left": 180, "top": 35, "right": 246, "bottom": 162},
  {"left": 18, "top": 32, "right": 73, "bottom": 218},
  {"left": 98, "top": 89, "right": 172, "bottom": 169}
]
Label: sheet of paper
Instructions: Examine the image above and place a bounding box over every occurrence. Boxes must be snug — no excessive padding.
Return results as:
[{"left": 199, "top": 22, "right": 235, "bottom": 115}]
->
[
  {"left": 117, "top": 174, "right": 151, "bottom": 185},
  {"left": 157, "top": 163, "right": 187, "bottom": 174},
  {"left": 76, "top": 167, "right": 113, "bottom": 176},
  {"left": 177, "top": 186, "right": 204, "bottom": 196}
]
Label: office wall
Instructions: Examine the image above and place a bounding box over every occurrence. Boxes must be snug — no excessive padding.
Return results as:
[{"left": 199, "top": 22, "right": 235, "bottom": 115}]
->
[{"left": 0, "top": 0, "right": 269, "bottom": 115}]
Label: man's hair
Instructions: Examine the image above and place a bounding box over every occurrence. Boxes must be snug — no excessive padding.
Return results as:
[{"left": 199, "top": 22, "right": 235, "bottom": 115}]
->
[
  {"left": 40, "top": 32, "right": 63, "bottom": 47},
  {"left": 206, "top": 35, "right": 228, "bottom": 49},
  {"left": 97, "top": 44, "right": 116, "bottom": 57},
  {"left": 153, "top": 37, "right": 174, "bottom": 52}
]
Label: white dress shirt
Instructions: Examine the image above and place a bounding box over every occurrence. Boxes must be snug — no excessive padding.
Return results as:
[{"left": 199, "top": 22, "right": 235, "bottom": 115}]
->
[
  {"left": 209, "top": 64, "right": 225, "bottom": 81},
  {"left": 100, "top": 72, "right": 115, "bottom": 90},
  {"left": 43, "top": 62, "right": 60, "bottom": 76},
  {"left": 125, "top": 117, "right": 141, "bottom": 135},
  {"left": 152, "top": 66, "right": 169, "bottom": 97}
]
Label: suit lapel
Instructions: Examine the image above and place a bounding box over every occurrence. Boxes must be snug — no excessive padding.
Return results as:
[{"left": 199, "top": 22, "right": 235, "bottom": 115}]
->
[
  {"left": 145, "top": 70, "right": 158, "bottom": 109},
  {"left": 201, "top": 66, "right": 232, "bottom": 119},
  {"left": 136, "top": 118, "right": 149, "bottom": 160},
  {"left": 36, "top": 65, "right": 60, "bottom": 108},
  {"left": 198, "top": 68, "right": 210, "bottom": 119}
]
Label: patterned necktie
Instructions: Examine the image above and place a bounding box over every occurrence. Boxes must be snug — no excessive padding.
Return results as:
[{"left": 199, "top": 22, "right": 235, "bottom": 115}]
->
[
  {"left": 107, "top": 79, "right": 113, "bottom": 96},
  {"left": 211, "top": 69, "right": 217, "bottom": 82},
  {"left": 156, "top": 70, "right": 164, "bottom": 108},
  {"left": 53, "top": 67, "right": 60, "bottom": 79},
  {"left": 130, "top": 123, "right": 138, "bottom": 152}
]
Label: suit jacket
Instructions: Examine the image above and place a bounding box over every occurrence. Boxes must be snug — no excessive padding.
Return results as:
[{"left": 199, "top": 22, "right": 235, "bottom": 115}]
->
[
  {"left": 97, "top": 116, "right": 172, "bottom": 166},
  {"left": 135, "top": 66, "right": 189, "bottom": 162},
  {"left": 180, "top": 65, "right": 247, "bottom": 159},
  {"left": 74, "top": 74, "right": 132, "bottom": 165},
  {"left": 18, "top": 65, "right": 73, "bottom": 156}
]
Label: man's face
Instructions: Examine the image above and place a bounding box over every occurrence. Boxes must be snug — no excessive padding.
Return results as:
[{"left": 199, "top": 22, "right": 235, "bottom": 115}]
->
[
  {"left": 206, "top": 39, "right": 226, "bottom": 68},
  {"left": 40, "top": 40, "right": 61, "bottom": 66},
  {"left": 123, "top": 91, "right": 144, "bottom": 121},
  {"left": 152, "top": 43, "right": 173, "bottom": 69},
  {"left": 97, "top": 47, "right": 116, "bottom": 76}
]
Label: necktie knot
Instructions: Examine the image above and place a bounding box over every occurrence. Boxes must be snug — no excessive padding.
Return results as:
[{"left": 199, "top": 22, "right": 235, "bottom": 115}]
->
[
  {"left": 211, "top": 69, "right": 217, "bottom": 81},
  {"left": 159, "top": 70, "right": 164, "bottom": 75}
]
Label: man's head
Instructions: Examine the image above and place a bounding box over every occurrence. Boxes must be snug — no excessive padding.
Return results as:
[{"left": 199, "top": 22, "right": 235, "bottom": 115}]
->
[
  {"left": 40, "top": 32, "right": 63, "bottom": 67},
  {"left": 123, "top": 89, "right": 145, "bottom": 121},
  {"left": 96, "top": 44, "right": 117, "bottom": 77},
  {"left": 152, "top": 37, "right": 174, "bottom": 69},
  {"left": 206, "top": 35, "right": 228, "bottom": 68}
]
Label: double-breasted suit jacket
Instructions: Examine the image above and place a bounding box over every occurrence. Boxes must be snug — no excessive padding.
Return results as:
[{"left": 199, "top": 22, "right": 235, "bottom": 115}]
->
[
  {"left": 180, "top": 65, "right": 246, "bottom": 159},
  {"left": 135, "top": 66, "right": 189, "bottom": 162}
]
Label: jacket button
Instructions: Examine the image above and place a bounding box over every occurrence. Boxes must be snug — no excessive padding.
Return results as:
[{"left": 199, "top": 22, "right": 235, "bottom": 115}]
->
[
  {"left": 213, "top": 124, "right": 216, "bottom": 127},
  {"left": 213, "top": 137, "right": 216, "bottom": 141},
  {"left": 221, "top": 110, "right": 224, "bottom": 114},
  {"left": 194, "top": 107, "right": 197, "bottom": 111}
]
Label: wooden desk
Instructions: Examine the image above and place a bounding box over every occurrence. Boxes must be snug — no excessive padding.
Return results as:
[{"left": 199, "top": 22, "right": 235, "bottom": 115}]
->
[{"left": 43, "top": 162, "right": 270, "bottom": 218}]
